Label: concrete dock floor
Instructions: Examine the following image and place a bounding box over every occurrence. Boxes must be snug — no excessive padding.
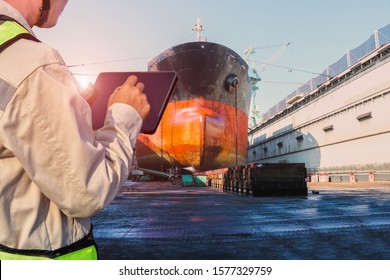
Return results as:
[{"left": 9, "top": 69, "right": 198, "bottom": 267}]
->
[{"left": 92, "top": 181, "right": 390, "bottom": 260}]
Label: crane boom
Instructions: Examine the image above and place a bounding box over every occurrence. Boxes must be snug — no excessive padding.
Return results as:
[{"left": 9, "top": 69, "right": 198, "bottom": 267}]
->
[{"left": 259, "top": 42, "right": 291, "bottom": 73}]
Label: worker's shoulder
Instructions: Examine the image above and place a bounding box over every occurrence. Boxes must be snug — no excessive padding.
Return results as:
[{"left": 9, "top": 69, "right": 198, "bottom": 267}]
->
[{"left": 0, "top": 38, "right": 65, "bottom": 85}]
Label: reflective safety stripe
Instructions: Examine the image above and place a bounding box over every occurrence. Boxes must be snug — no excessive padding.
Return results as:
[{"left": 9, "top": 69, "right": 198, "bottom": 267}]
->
[
  {"left": 0, "top": 20, "right": 30, "bottom": 45},
  {"left": 0, "top": 77, "right": 16, "bottom": 111},
  {"left": 0, "top": 245, "right": 98, "bottom": 260}
]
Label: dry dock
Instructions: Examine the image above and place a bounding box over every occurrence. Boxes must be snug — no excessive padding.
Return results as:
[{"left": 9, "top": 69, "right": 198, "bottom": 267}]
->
[{"left": 91, "top": 181, "right": 390, "bottom": 260}]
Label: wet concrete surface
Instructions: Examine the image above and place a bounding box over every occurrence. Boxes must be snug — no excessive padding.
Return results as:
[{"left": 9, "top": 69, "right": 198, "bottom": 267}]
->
[{"left": 92, "top": 181, "right": 390, "bottom": 260}]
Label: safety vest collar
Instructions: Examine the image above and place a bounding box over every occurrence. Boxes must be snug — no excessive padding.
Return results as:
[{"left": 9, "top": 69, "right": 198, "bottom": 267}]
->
[{"left": 0, "top": 14, "right": 40, "bottom": 53}]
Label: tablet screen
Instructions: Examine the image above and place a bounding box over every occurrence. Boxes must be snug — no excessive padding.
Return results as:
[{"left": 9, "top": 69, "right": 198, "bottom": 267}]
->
[{"left": 92, "top": 71, "right": 178, "bottom": 134}]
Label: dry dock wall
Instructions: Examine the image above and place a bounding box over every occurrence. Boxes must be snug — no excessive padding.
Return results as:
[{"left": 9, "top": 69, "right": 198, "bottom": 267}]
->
[{"left": 247, "top": 44, "right": 390, "bottom": 180}]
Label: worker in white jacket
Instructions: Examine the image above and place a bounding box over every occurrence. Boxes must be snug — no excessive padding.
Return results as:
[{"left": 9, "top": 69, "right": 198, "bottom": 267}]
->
[{"left": 0, "top": 0, "right": 150, "bottom": 259}]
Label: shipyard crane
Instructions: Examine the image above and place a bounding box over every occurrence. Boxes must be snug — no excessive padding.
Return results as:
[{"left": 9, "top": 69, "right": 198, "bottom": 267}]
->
[{"left": 244, "top": 42, "right": 291, "bottom": 128}]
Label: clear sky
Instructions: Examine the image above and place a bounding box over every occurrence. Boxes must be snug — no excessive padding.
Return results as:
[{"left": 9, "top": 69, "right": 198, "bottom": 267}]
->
[{"left": 34, "top": 0, "right": 390, "bottom": 113}]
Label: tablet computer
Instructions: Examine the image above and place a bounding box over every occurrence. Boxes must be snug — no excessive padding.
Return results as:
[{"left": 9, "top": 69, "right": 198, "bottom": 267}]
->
[{"left": 92, "top": 71, "right": 178, "bottom": 134}]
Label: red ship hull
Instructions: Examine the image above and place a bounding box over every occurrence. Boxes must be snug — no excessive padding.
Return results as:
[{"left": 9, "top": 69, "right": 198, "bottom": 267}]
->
[{"left": 136, "top": 42, "right": 251, "bottom": 172}]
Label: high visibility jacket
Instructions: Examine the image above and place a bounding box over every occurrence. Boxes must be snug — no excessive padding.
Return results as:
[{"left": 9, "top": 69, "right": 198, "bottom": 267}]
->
[{"left": 0, "top": 2, "right": 142, "bottom": 260}]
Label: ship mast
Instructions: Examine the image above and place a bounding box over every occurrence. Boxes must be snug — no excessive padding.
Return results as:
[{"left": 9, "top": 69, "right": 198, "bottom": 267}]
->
[{"left": 193, "top": 18, "right": 207, "bottom": 42}]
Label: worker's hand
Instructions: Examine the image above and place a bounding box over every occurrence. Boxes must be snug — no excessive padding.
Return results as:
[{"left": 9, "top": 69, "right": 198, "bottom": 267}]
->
[{"left": 108, "top": 75, "right": 151, "bottom": 121}]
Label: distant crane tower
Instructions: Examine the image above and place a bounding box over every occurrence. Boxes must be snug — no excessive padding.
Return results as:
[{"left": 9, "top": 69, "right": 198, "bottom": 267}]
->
[
  {"left": 244, "top": 42, "right": 291, "bottom": 129},
  {"left": 244, "top": 47, "right": 262, "bottom": 129}
]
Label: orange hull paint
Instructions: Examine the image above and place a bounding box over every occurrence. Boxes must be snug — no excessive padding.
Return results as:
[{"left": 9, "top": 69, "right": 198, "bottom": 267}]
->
[{"left": 137, "top": 99, "right": 248, "bottom": 171}]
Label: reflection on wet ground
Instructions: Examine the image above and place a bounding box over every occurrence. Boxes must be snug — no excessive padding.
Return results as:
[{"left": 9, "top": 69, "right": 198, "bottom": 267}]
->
[{"left": 92, "top": 182, "right": 390, "bottom": 260}]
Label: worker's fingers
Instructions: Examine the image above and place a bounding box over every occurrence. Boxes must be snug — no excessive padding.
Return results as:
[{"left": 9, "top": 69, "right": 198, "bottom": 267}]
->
[
  {"left": 123, "top": 75, "right": 138, "bottom": 86},
  {"left": 135, "top": 82, "right": 145, "bottom": 93}
]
